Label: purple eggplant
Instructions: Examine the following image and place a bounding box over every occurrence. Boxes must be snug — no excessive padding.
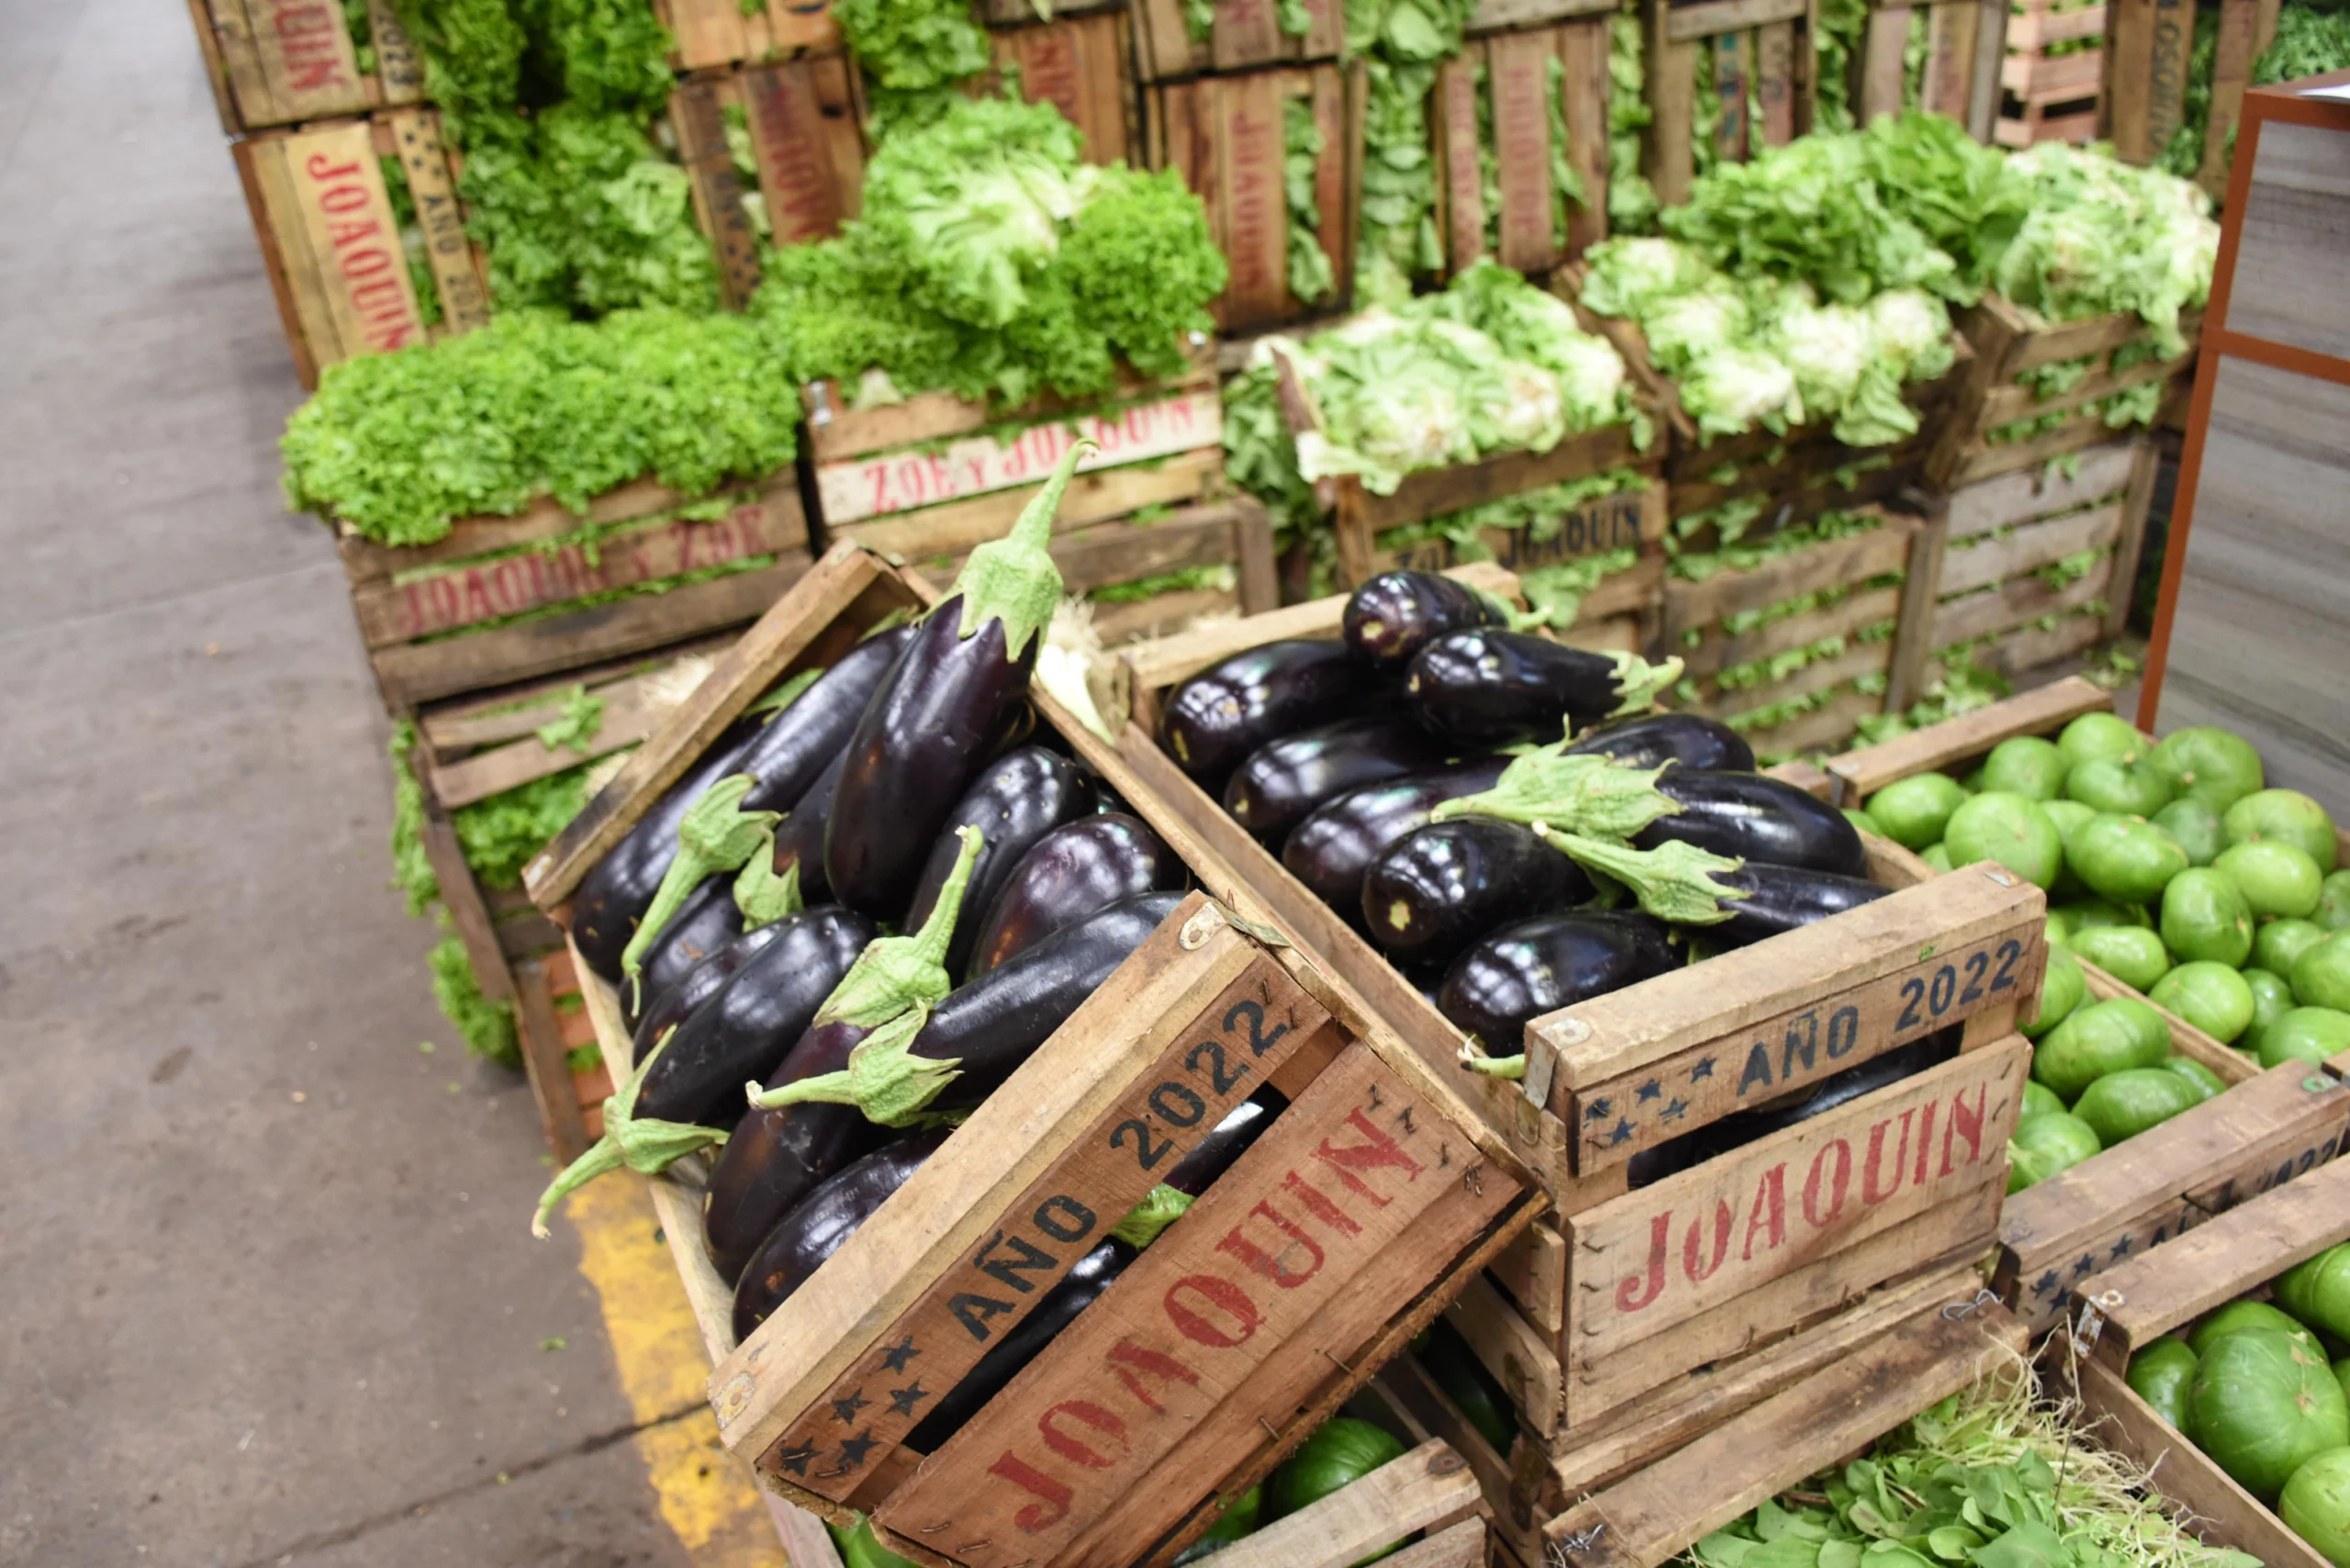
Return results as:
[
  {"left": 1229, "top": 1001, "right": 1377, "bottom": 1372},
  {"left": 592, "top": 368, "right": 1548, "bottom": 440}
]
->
[
  {"left": 763, "top": 750, "right": 846, "bottom": 907},
  {"left": 1705, "top": 864, "right": 1886, "bottom": 947},
  {"left": 1281, "top": 758, "right": 1512, "bottom": 912},
  {"left": 1438, "top": 910, "right": 1677, "bottom": 1052},
  {"left": 824, "top": 446, "right": 1091, "bottom": 917},
  {"left": 1405, "top": 631, "right": 1678, "bottom": 745},
  {"left": 1161, "top": 641, "right": 1376, "bottom": 789},
  {"left": 624, "top": 875, "right": 744, "bottom": 1031},
  {"left": 905, "top": 746, "right": 1095, "bottom": 980},
  {"left": 1224, "top": 718, "right": 1453, "bottom": 843},
  {"left": 733, "top": 1128, "right": 952, "bottom": 1339},
  {"left": 702, "top": 1036, "right": 891, "bottom": 1283},
  {"left": 1361, "top": 819, "right": 1593, "bottom": 967},
  {"left": 627, "top": 919, "right": 789, "bottom": 1064},
  {"left": 1565, "top": 712, "right": 1755, "bottom": 772},
  {"left": 1342, "top": 570, "right": 1507, "bottom": 671},
  {"left": 572, "top": 717, "right": 762, "bottom": 981},
  {"left": 965, "top": 815, "right": 1183, "bottom": 980},
  {"left": 1635, "top": 769, "right": 1866, "bottom": 877},
  {"left": 735, "top": 625, "right": 919, "bottom": 813}
]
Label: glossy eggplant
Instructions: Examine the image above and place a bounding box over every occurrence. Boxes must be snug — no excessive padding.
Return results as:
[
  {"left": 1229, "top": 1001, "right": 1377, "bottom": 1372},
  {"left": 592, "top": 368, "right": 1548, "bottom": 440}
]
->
[
  {"left": 965, "top": 815, "right": 1183, "bottom": 980},
  {"left": 1705, "top": 864, "right": 1886, "bottom": 948},
  {"left": 1635, "top": 769, "right": 1867, "bottom": 877},
  {"left": 625, "top": 875, "right": 744, "bottom": 1031},
  {"left": 904, "top": 1238, "right": 1137, "bottom": 1451},
  {"left": 1360, "top": 819, "right": 1593, "bottom": 966},
  {"left": 1438, "top": 910, "right": 1678, "bottom": 1051},
  {"left": 733, "top": 1128, "right": 951, "bottom": 1340},
  {"left": 571, "top": 717, "right": 762, "bottom": 980},
  {"left": 632, "top": 907, "right": 875, "bottom": 1129},
  {"left": 1405, "top": 631, "right": 1670, "bottom": 745},
  {"left": 702, "top": 1094, "right": 891, "bottom": 1285},
  {"left": 1164, "top": 1089, "right": 1286, "bottom": 1194},
  {"left": 764, "top": 749, "right": 846, "bottom": 907},
  {"left": 905, "top": 746, "right": 1094, "bottom": 980},
  {"left": 1161, "top": 641, "right": 1376, "bottom": 788},
  {"left": 1224, "top": 718, "right": 1452, "bottom": 843},
  {"left": 736, "top": 626, "right": 919, "bottom": 814},
  {"left": 628, "top": 919, "right": 788, "bottom": 1063},
  {"left": 1343, "top": 570, "right": 1508, "bottom": 671},
  {"left": 824, "top": 446, "right": 1090, "bottom": 917},
  {"left": 1281, "top": 758, "right": 1511, "bottom": 912},
  {"left": 1565, "top": 711, "right": 1755, "bottom": 772}
]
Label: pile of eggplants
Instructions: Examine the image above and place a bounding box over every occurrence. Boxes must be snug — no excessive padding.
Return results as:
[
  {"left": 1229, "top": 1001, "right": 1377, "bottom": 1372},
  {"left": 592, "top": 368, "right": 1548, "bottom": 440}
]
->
[
  {"left": 532, "top": 445, "right": 1291, "bottom": 1452},
  {"left": 1162, "top": 569, "right": 1933, "bottom": 1186}
]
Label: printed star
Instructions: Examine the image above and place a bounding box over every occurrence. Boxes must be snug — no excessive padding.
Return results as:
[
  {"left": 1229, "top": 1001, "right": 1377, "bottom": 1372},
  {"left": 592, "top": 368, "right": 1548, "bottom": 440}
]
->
[
  {"left": 2033, "top": 1271, "right": 2061, "bottom": 1299},
  {"left": 838, "top": 1431, "right": 878, "bottom": 1468},
  {"left": 2109, "top": 1235, "right": 2134, "bottom": 1260},
  {"left": 2152, "top": 1225, "right": 2172, "bottom": 1244},
  {"left": 1636, "top": 1080, "right": 1662, "bottom": 1103},
  {"left": 1583, "top": 1098, "right": 1613, "bottom": 1124},
  {"left": 1660, "top": 1097, "right": 1689, "bottom": 1122},
  {"left": 1689, "top": 1057, "right": 1717, "bottom": 1081},
  {"left": 1606, "top": 1118, "right": 1635, "bottom": 1148},
  {"left": 888, "top": 1382, "right": 930, "bottom": 1417},
  {"left": 2072, "top": 1254, "right": 2097, "bottom": 1279},
  {"left": 776, "top": 1442, "right": 817, "bottom": 1477},
  {"left": 878, "top": 1336, "right": 920, "bottom": 1373},
  {"left": 831, "top": 1389, "right": 869, "bottom": 1424}
]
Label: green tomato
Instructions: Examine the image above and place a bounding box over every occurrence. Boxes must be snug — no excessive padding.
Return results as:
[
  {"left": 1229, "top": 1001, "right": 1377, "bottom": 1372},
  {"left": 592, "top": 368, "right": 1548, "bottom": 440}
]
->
[
  {"left": 2020, "top": 1081, "right": 2068, "bottom": 1120},
  {"left": 2277, "top": 1448, "right": 2350, "bottom": 1568},
  {"left": 2319, "top": 871, "right": 2350, "bottom": 933},
  {"left": 2259, "top": 919, "right": 2332, "bottom": 981},
  {"left": 2067, "top": 757, "right": 2176, "bottom": 817},
  {"left": 1921, "top": 842, "right": 1953, "bottom": 873},
  {"left": 2061, "top": 711, "right": 2150, "bottom": 770},
  {"left": 2150, "top": 960, "right": 2257, "bottom": 1044},
  {"left": 2128, "top": 1338, "right": 2199, "bottom": 1429},
  {"left": 2055, "top": 896, "right": 2153, "bottom": 932},
  {"left": 1864, "top": 772, "right": 1970, "bottom": 852},
  {"left": 2298, "top": 935, "right": 2350, "bottom": 1013},
  {"left": 2072, "top": 813, "right": 2190, "bottom": 905},
  {"left": 2075, "top": 1067, "right": 2204, "bottom": 1146},
  {"left": 2244, "top": 968, "right": 2299, "bottom": 1041},
  {"left": 2258, "top": 1007, "right": 2350, "bottom": 1070},
  {"left": 1983, "top": 735, "right": 2070, "bottom": 801},
  {"left": 2031, "top": 996, "right": 2171, "bottom": 1103},
  {"left": 2067, "top": 924, "right": 2173, "bottom": 992},
  {"left": 2162, "top": 867, "right": 2256, "bottom": 968},
  {"left": 2161, "top": 1055, "right": 2229, "bottom": 1101},
  {"left": 2218, "top": 841, "right": 2327, "bottom": 921},
  {"left": 2153, "top": 797, "right": 2227, "bottom": 868},
  {"left": 2224, "top": 789, "right": 2340, "bottom": 872},
  {"left": 2024, "top": 945, "right": 2087, "bottom": 1038},
  {"left": 2007, "top": 1111, "right": 2102, "bottom": 1192},
  {"left": 2149, "top": 726, "right": 2265, "bottom": 812},
  {"left": 1945, "top": 791, "right": 2065, "bottom": 890}
]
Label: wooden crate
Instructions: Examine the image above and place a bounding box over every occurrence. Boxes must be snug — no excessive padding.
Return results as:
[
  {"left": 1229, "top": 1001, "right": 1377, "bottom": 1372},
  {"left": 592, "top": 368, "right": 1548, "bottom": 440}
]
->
[
  {"left": 2103, "top": 0, "right": 2278, "bottom": 196},
  {"left": 333, "top": 473, "right": 814, "bottom": 712},
  {"left": 1822, "top": 672, "right": 2115, "bottom": 804},
  {"left": 658, "top": 0, "right": 840, "bottom": 72},
  {"left": 1429, "top": 17, "right": 1614, "bottom": 282},
  {"left": 986, "top": 12, "right": 1142, "bottom": 165},
  {"left": 2067, "top": 1154, "right": 2350, "bottom": 1568},
  {"left": 1927, "top": 294, "right": 2201, "bottom": 489},
  {"left": 232, "top": 110, "right": 492, "bottom": 390},
  {"left": 1637, "top": 0, "right": 1815, "bottom": 211},
  {"left": 667, "top": 59, "right": 866, "bottom": 312},
  {"left": 1996, "top": 0, "right": 2105, "bottom": 146},
  {"left": 186, "top": 0, "right": 422, "bottom": 133},
  {"left": 529, "top": 543, "right": 1541, "bottom": 1568},
  {"left": 1189, "top": 1435, "right": 1491, "bottom": 1568},
  {"left": 1847, "top": 0, "right": 2009, "bottom": 140},
  {"left": 1146, "top": 63, "right": 1363, "bottom": 332},
  {"left": 1131, "top": 0, "right": 1345, "bottom": 80}
]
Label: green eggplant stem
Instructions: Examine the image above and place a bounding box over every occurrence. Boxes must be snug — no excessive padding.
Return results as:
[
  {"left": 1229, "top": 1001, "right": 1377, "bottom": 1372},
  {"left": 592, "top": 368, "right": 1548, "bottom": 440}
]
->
[
  {"left": 1464, "top": 1051, "right": 1527, "bottom": 1080},
  {"left": 1608, "top": 651, "right": 1684, "bottom": 716},
  {"left": 620, "top": 774, "right": 780, "bottom": 994},
  {"left": 744, "top": 1008, "right": 960, "bottom": 1126},
  {"left": 531, "top": 1028, "right": 728, "bottom": 1238},
  {"left": 1110, "top": 1185, "right": 1193, "bottom": 1249},
  {"left": 1432, "top": 749, "right": 1681, "bottom": 841},
  {"left": 953, "top": 439, "right": 1093, "bottom": 662},
  {"left": 733, "top": 833, "right": 804, "bottom": 931},
  {"left": 1534, "top": 825, "right": 1749, "bottom": 925}
]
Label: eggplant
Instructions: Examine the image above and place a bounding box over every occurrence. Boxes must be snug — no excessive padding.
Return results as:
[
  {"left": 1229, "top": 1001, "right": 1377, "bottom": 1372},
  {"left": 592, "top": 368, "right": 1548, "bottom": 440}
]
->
[
  {"left": 1405, "top": 631, "right": 1677, "bottom": 745},
  {"left": 904, "top": 746, "right": 1095, "bottom": 980},
  {"left": 1361, "top": 819, "right": 1592, "bottom": 967},
  {"left": 628, "top": 919, "right": 789, "bottom": 1063},
  {"left": 1161, "top": 641, "right": 1376, "bottom": 789},
  {"left": 1224, "top": 718, "right": 1452, "bottom": 843},
  {"left": 763, "top": 750, "right": 846, "bottom": 907},
  {"left": 1704, "top": 864, "right": 1886, "bottom": 947},
  {"left": 735, "top": 626, "right": 920, "bottom": 814},
  {"left": 1636, "top": 769, "right": 1867, "bottom": 878},
  {"left": 1438, "top": 910, "right": 1678, "bottom": 1052},
  {"left": 825, "top": 447, "right": 1091, "bottom": 917},
  {"left": 965, "top": 815, "right": 1183, "bottom": 980},
  {"left": 703, "top": 1078, "right": 891, "bottom": 1284},
  {"left": 1164, "top": 1088, "right": 1286, "bottom": 1194},
  {"left": 733, "top": 1128, "right": 952, "bottom": 1339},
  {"left": 1693, "top": 1030, "right": 1957, "bottom": 1161},
  {"left": 904, "top": 1238, "right": 1137, "bottom": 1452},
  {"left": 1281, "top": 758, "right": 1511, "bottom": 912},
  {"left": 572, "top": 717, "right": 763, "bottom": 981},
  {"left": 624, "top": 875, "right": 744, "bottom": 1031},
  {"left": 1343, "top": 570, "right": 1508, "bottom": 671},
  {"left": 1565, "top": 711, "right": 1755, "bottom": 772}
]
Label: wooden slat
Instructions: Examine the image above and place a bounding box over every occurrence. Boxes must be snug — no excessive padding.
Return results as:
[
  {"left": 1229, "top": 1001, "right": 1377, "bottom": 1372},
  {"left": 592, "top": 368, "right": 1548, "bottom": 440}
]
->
[
  {"left": 1946, "top": 441, "right": 2143, "bottom": 537},
  {"left": 513, "top": 956, "right": 592, "bottom": 1163},
  {"left": 740, "top": 55, "right": 863, "bottom": 245},
  {"left": 426, "top": 665, "right": 699, "bottom": 809},
  {"left": 1338, "top": 421, "right": 1651, "bottom": 534},
  {"left": 1561, "top": 18, "right": 1612, "bottom": 250},
  {"left": 1491, "top": 1221, "right": 1568, "bottom": 1339},
  {"left": 1922, "top": 0, "right": 1982, "bottom": 119},
  {"left": 1934, "top": 501, "right": 2124, "bottom": 599},
  {"left": 1694, "top": 639, "right": 1890, "bottom": 718},
  {"left": 991, "top": 14, "right": 1136, "bottom": 166},
  {"left": 1935, "top": 556, "right": 2112, "bottom": 657},
  {"left": 1203, "top": 1443, "right": 1484, "bottom": 1568},
  {"left": 1860, "top": 4, "right": 1913, "bottom": 122},
  {"left": 1677, "top": 584, "right": 1904, "bottom": 681},
  {"left": 1662, "top": 521, "right": 1916, "bottom": 631},
  {"left": 1827, "top": 676, "right": 2112, "bottom": 801},
  {"left": 384, "top": 108, "right": 488, "bottom": 332},
  {"left": 1665, "top": 0, "right": 1809, "bottom": 39},
  {"left": 836, "top": 448, "right": 1222, "bottom": 562}
]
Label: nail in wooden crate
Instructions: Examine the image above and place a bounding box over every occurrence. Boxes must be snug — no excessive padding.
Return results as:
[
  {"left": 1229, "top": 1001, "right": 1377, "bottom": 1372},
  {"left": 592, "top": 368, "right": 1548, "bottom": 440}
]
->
[
  {"left": 530, "top": 543, "right": 1540, "bottom": 1568},
  {"left": 1841, "top": 0, "right": 2007, "bottom": 140},
  {"left": 1146, "top": 62, "right": 1363, "bottom": 333},
  {"left": 1428, "top": 15, "right": 1615, "bottom": 283},
  {"left": 657, "top": 0, "right": 840, "bottom": 73},
  {"left": 1131, "top": 0, "right": 1345, "bottom": 81},
  {"left": 1993, "top": 0, "right": 2105, "bottom": 148},
  {"left": 2103, "top": 0, "right": 2277, "bottom": 196},
  {"left": 232, "top": 110, "right": 492, "bottom": 390},
  {"left": 2065, "top": 1151, "right": 2350, "bottom": 1568},
  {"left": 1637, "top": 0, "right": 1816, "bottom": 211},
  {"left": 332, "top": 473, "right": 814, "bottom": 712},
  {"left": 1927, "top": 294, "right": 2201, "bottom": 490},
  {"left": 186, "top": 0, "right": 422, "bottom": 133}
]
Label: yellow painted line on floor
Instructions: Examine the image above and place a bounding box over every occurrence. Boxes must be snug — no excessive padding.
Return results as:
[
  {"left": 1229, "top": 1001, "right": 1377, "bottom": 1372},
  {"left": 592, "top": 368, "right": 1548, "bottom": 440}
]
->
[{"left": 566, "top": 1173, "right": 787, "bottom": 1567}]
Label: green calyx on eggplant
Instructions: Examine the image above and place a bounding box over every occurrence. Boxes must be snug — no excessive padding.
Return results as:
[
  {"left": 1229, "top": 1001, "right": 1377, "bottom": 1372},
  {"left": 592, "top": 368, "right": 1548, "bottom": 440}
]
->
[
  {"left": 1161, "top": 640, "right": 1376, "bottom": 789},
  {"left": 1225, "top": 717, "right": 1453, "bottom": 843},
  {"left": 1361, "top": 818, "right": 1593, "bottom": 967},
  {"left": 1534, "top": 828, "right": 1754, "bottom": 925},
  {"left": 1430, "top": 745, "right": 1684, "bottom": 842},
  {"left": 620, "top": 774, "right": 780, "bottom": 1000},
  {"left": 824, "top": 443, "right": 1088, "bottom": 916},
  {"left": 529, "top": 1027, "right": 723, "bottom": 1239},
  {"left": 733, "top": 1126, "right": 952, "bottom": 1339},
  {"left": 964, "top": 813, "right": 1182, "bottom": 980},
  {"left": 747, "top": 827, "right": 988, "bottom": 1123},
  {"left": 733, "top": 832, "right": 805, "bottom": 930},
  {"left": 1342, "top": 570, "right": 1509, "bottom": 671},
  {"left": 1565, "top": 711, "right": 1754, "bottom": 772},
  {"left": 1109, "top": 1184, "right": 1194, "bottom": 1248},
  {"left": 1438, "top": 910, "right": 1677, "bottom": 1057},
  {"left": 1405, "top": 630, "right": 1682, "bottom": 745},
  {"left": 624, "top": 874, "right": 749, "bottom": 1030},
  {"left": 903, "top": 746, "right": 1095, "bottom": 981},
  {"left": 571, "top": 717, "right": 762, "bottom": 980},
  {"left": 1282, "top": 758, "right": 1512, "bottom": 911}
]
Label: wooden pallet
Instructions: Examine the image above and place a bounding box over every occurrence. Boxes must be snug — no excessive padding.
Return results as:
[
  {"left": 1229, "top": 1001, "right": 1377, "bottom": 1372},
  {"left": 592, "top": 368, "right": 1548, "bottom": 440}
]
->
[
  {"left": 1430, "top": 17, "right": 1614, "bottom": 282},
  {"left": 2067, "top": 1154, "right": 2350, "bottom": 1568},
  {"left": 1848, "top": 0, "right": 2008, "bottom": 138},
  {"left": 232, "top": 110, "right": 492, "bottom": 389},
  {"left": 186, "top": 0, "right": 422, "bottom": 132},
  {"left": 333, "top": 473, "right": 814, "bottom": 712},
  {"left": 1638, "top": 0, "right": 1816, "bottom": 210},
  {"left": 1146, "top": 62, "right": 1363, "bottom": 332},
  {"left": 1130, "top": 0, "right": 1346, "bottom": 80},
  {"left": 666, "top": 58, "right": 867, "bottom": 311},
  {"left": 657, "top": 0, "right": 840, "bottom": 72},
  {"left": 2104, "top": 0, "right": 2279, "bottom": 196},
  {"left": 535, "top": 543, "right": 1540, "bottom": 1568},
  {"left": 1927, "top": 293, "right": 2202, "bottom": 489}
]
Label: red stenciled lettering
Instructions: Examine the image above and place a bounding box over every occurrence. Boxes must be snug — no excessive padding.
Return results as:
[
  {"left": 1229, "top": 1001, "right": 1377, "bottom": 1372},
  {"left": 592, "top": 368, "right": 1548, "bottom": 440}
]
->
[
  {"left": 319, "top": 182, "right": 371, "bottom": 216},
  {"left": 338, "top": 243, "right": 392, "bottom": 279},
  {"left": 1615, "top": 1211, "right": 1670, "bottom": 1312},
  {"left": 458, "top": 566, "right": 497, "bottom": 626},
  {"left": 1105, "top": 1338, "right": 1200, "bottom": 1414},
  {"left": 1682, "top": 1199, "right": 1732, "bottom": 1283},
  {"left": 326, "top": 217, "right": 383, "bottom": 249},
  {"left": 273, "top": 2, "right": 336, "bottom": 37},
  {"left": 1215, "top": 1197, "right": 1327, "bottom": 1289},
  {"left": 1224, "top": 106, "right": 1281, "bottom": 300},
  {"left": 1309, "top": 1106, "right": 1423, "bottom": 1206},
  {"left": 304, "top": 154, "right": 361, "bottom": 182},
  {"left": 1863, "top": 1108, "right": 1916, "bottom": 1205},
  {"left": 349, "top": 275, "right": 408, "bottom": 317},
  {"left": 1038, "top": 1401, "right": 1126, "bottom": 1469},
  {"left": 1911, "top": 1101, "right": 1939, "bottom": 1186},
  {"left": 864, "top": 461, "right": 890, "bottom": 516},
  {"left": 1802, "top": 1139, "right": 1852, "bottom": 1228},
  {"left": 1741, "top": 1164, "right": 1787, "bottom": 1259},
  {"left": 1164, "top": 1274, "right": 1259, "bottom": 1348},
  {"left": 745, "top": 70, "right": 840, "bottom": 241},
  {"left": 989, "top": 1452, "right": 1072, "bottom": 1531},
  {"left": 1941, "top": 1083, "right": 1989, "bottom": 1174},
  {"left": 1278, "top": 1170, "right": 1360, "bottom": 1236}
]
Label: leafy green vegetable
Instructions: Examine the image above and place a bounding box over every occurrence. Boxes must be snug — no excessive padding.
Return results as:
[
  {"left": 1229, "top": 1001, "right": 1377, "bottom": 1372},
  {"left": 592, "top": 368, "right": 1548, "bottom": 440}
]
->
[
  {"left": 452, "top": 764, "right": 596, "bottom": 890},
  {"left": 380, "top": 155, "right": 443, "bottom": 328},
  {"left": 1814, "top": 0, "right": 1865, "bottom": 130},
  {"left": 834, "top": 0, "right": 990, "bottom": 93},
  {"left": 1992, "top": 143, "right": 2217, "bottom": 353},
  {"left": 2163, "top": 5, "right": 2350, "bottom": 179},
  {"left": 388, "top": 719, "right": 442, "bottom": 916},
  {"left": 1284, "top": 96, "right": 1337, "bottom": 307},
  {"left": 1356, "top": 61, "right": 1445, "bottom": 308},
  {"left": 1607, "top": 0, "right": 1660, "bottom": 235},
  {"left": 535, "top": 685, "right": 606, "bottom": 754},
  {"left": 1090, "top": 563, "right": 1237, "bottom": 603},
  {"left": 430, "top": 932, "right": 520, "bottom": 1065}
]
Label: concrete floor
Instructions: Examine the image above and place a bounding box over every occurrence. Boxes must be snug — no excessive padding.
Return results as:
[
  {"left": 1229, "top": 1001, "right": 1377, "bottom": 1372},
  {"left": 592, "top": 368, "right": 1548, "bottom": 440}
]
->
[{"left": 0, "top": 0, "right": 749, "bottom": 1562}]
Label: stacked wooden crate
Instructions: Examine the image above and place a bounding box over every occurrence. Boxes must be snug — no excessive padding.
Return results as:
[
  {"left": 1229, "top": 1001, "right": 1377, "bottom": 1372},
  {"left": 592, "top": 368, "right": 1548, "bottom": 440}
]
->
[
  {"left": 187, "top": 0, "right": 425, "bottom": 133},
  {"left": 1998, "top": 0, "right": 2107, "bottom": 145},
  {"left": 2102, "top": 0, "right": 2280, "bottom": 196},
  {"left": 1845, "top": 0, "right": 2009, "bottom": 139},
  {"left": 1635, "top": 0, "right": 1816, "bottom": 211}
]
